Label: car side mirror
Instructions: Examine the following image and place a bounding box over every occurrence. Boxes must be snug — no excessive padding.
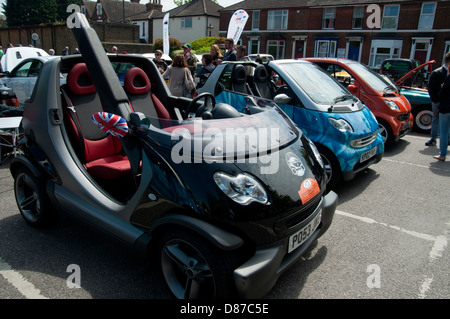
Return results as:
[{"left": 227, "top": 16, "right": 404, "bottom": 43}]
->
[
  {"left": 91, "top": 112, "right": 129, "bottom": 138},
  {"left": 273, "top": 93, "right": 292, "bottom": 105},
  {"left": 347, "top": 84, "right": 358, "bottom": 95}
]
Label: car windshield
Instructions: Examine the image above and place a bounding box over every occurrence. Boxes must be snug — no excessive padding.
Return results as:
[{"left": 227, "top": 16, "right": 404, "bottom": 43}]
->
[
  {"left": 278, "top": 62, "right": 350, "bottom": 105},
  {"left": 143, "top": 106, "right": 298, "bottom": 160},
  {"left": 348, "top": 62, "right": 395, "bottom": 93}
]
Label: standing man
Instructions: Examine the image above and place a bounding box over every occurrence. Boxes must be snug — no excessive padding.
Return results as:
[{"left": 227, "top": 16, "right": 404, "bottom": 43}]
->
[
  {"left": 236, "top": 45, "right": 251, "bottom": 62},
  {"left": 62, "top": 46, "right": 69, "bottom": 56},
  {"left": 426, "top": 55, "right": 450, "bottom": 146},
  {"left": 182, "top": 43, "right": 198, "bottom": 79},
  {"left": 433, "top": 52, "right": 450, "bottom": 161},
  {"left": 222, "top": 38, "right": 237, "bottom": 62}
]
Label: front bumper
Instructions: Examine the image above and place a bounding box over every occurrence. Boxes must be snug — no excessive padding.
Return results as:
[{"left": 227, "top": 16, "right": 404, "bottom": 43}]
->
[{"left": 233, "top": 191, "right": 338, "bottom": 299}]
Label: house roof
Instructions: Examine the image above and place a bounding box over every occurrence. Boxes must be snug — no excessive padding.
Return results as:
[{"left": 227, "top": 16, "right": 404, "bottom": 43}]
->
[
  {"left": 220, "top": 0, "right": 422, "bottom": 12},
  {"left": 83, "top": 0, "right": 161, "bottom": 22},
  {"left": 153, "top": 0, "right": 223, "bottom": 19}
]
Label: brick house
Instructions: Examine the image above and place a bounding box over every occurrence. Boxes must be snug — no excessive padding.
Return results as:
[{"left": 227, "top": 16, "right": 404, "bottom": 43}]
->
[{"left": 219, "top": 0, "right": 450, "bottom": 68}]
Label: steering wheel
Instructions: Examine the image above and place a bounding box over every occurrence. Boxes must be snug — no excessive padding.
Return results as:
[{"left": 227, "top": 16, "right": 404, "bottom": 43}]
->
[
  {"left": 185, "top": 92, "right": 216, "bottom": 119},
  {"left": 275, "top": 85, "right": 288, "bottom": 96}
]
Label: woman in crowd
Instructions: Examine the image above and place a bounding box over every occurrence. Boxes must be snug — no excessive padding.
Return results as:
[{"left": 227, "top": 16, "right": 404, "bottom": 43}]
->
[
  {"left": 197, "top": 53, "right": 215, "bottom": 88},
  {"left": 210, "top": 44, "right": 223, "bottom": 66},
  {"left": 153, "top": 50, "right": 168, "bottom": 74},
  {"left": 162, "top": 53, "right": 195, "bottom": 98}
]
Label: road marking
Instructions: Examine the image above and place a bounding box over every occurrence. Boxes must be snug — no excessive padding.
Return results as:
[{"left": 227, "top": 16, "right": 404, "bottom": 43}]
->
[
  {"left": 0, "top": 257, "right": 48, "bottom": 299},
  {"left": 336, "top": 210, "right": 449, "bottom": 299},
  {"left": 383, "top": 158, "right": 450, "bottom": 172},
  {"left": 335, "top": 210, "right": 436, "bottom": 241}
]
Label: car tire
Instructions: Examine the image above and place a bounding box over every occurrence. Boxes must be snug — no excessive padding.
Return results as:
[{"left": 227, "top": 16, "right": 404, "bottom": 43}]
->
[
  {"left": 158, "top": 228, "right": 241, "bottom": 299},
  {"left": 13, "top": 167, "right": 58, "bottom": 228},
  {"left": 377, "top": 119, "right": 393, "bottom": 146},
  {"left": 412, "top": 105, "right": 432, "bottom": 134},
  {"left": 316, "top": 145, "right": 341, "bottom": 193}
]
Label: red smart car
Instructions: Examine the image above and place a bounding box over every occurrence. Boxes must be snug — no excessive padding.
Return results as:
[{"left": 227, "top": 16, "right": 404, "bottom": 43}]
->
[{"left": 304, "top": 58, "right": 413, "bottom": 146}]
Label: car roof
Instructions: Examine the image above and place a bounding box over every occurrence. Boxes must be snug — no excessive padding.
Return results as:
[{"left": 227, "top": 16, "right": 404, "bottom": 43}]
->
[
  {"left": 141, "top": 53, "right": 172, "bottom": 62},
  {"left": 10, "top": 56, "right": 59, "bottom": 71},
  {"left": 1, "top": 47, "right": 50, "bottom": 72}
]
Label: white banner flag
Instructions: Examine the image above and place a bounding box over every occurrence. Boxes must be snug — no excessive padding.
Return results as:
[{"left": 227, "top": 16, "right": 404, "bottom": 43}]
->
[
  {"left": 163, "top": 13, "right": 170, "bottom": 56},
  {"left": 227, "top": 9, "right": 249, "bottom": 45}
]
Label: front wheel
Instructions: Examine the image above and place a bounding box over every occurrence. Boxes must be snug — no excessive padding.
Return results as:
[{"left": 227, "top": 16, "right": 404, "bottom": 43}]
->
[
  {"left": 158, "top": 228, "right": 241, "bottom": 299},
  {"left": 317, "top": 145, "right": 341, "bottom": 193},
  {"left": 413, "top": 105, "right": 432, "bottom": 134},
  {"left": 378, "top": 119, "right": 394, "bottom": 146}
]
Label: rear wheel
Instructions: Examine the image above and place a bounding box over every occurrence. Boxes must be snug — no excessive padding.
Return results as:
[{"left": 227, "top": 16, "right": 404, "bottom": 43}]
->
[
  {"left": 13, "top": 167, "right": 57, "bottom": 228},
  {"left": 158, "top": 228, "right": 241, "bottom": 299}
]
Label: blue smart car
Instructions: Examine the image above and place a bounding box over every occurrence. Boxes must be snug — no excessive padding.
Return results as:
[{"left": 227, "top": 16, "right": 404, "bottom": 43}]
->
[{"left": 198, "top": 59, "right": 384, "bottom": 190}]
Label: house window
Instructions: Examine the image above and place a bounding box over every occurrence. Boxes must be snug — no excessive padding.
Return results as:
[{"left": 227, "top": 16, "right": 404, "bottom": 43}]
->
[
  {"left": 181, "top": 17, "right": 192, "bottom": 29},
  {"left": 252, "top": 11, "right": 260, "bottom": 30},
  {"left": 268, "top": 10, "right": 288, "bottom": 30},
  {"left": 96, "top": 3, "right": 102, "bottom": 16},
  {"left": 267, "top": 40, "right": 285, "bottom": 59},
  {"left": 418, "top": 2, "right": 436, "bottom": 30},
  {"left": 369, "top": 39, "right": 403, "bottom": 68},
  {"left": 352, "top": 7, "right": 364, "bottom": 29},
  {"left": 248, "top": 37, "right": 260, "bottom": 54},
  {"left": 322, "top": 8, "right": 336, "bottom": 29},
  {"left": 314, "top": 40, "right": 337, "bottom": 57},
  {"left": 381, "top": 5, "right": 399, "bottom": 29}
]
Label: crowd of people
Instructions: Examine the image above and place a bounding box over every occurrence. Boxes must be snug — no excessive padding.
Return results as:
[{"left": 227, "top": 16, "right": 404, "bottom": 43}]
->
[{"left": 156, "top": 37, "right": 260, "bottom": 98}]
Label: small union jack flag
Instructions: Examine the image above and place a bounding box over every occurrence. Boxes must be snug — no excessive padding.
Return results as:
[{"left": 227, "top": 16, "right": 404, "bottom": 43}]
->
[{"left": 91, "top": 112, "right": 128, "bottom": 138}]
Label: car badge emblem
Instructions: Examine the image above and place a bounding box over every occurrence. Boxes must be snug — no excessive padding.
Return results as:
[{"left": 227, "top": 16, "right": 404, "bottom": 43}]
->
[{"left": 286, "top": 152, "right": 305, "bottom": 176}]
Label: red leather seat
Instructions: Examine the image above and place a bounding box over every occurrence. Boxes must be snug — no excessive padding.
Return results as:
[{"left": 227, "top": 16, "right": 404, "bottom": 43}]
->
[
  {"left": 123, "top": 67, "right": 171, "bottom": 128},
  {"left": 63, "top": 63, "right": 132, "bottom": 179}
]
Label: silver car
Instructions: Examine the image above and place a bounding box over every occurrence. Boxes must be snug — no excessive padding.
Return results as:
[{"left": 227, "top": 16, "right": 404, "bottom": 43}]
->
[{"left": 1, "top": 56, "right": 60, "bottom": 105}]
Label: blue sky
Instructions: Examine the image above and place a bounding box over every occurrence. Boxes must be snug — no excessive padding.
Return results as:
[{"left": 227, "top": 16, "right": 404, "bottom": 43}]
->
[{"left": 0, "top": 0, "right": 244, "bottom": 13}]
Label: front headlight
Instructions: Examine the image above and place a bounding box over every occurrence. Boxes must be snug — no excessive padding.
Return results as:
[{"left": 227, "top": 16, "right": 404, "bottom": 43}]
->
[
  {"left": 328, "top": 117, "right": 354, "bottom": 133},
  {"left": 213, "top": 172, "right": 269, "bottom": 205},
  {"left": 384, "top": 100, "right": 400, "bottom": 110}
]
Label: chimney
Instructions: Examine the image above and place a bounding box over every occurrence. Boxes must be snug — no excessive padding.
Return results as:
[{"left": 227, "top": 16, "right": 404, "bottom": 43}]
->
[{"left": 146, "top": 1, "right": 163, "bottom": 12}]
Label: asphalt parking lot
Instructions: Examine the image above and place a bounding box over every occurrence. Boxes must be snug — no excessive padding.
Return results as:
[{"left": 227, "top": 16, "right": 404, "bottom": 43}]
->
[{"left": 0, "top": 131, "right": 448, "bottom": 300}]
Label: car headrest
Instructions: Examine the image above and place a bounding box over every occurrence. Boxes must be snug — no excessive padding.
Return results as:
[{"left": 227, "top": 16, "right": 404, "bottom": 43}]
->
[
  {"left": 124, "top": 67, "right": 151, "bottom": 95},
  {"left": 67, "top": 63, "right": 96, "bottom": 95},
  {"left": 231, "top": 64, "right": 247, "bottom": 85},
  {"left": 254, "top": 65, "right": 269, "bottom": 82}
]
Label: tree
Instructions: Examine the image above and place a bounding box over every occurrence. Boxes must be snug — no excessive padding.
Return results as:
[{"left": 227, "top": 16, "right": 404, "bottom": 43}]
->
[{"left": 2, "top": 0, "right": 80, "bottom": 26}]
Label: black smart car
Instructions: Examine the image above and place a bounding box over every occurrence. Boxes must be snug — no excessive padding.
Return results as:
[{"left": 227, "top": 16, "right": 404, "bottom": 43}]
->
[{"left": 9, "top": 13, "right": 337, "bottom": 299}]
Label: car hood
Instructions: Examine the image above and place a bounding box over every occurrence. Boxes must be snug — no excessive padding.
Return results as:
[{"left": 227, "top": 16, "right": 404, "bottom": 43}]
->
[{"left": 143, "top": 106, "right": 299, "bottom": 161}]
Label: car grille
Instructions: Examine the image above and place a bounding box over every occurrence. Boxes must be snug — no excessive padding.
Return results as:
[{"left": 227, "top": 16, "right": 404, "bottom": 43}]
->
[
  {"left": 350, "top": 131, "right": 378, "bottom": 148},
  {"left": 273, "top": 196, "right": 322, "bottom": 234},
  {"left": 398, "top": 112, "right": 410, "bottom": 121}
]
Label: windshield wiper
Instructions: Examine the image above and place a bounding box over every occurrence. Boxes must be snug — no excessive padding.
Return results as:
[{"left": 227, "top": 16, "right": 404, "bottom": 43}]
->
[
  {"left": 383, "top": 85, "right": 397, "bottom": 96},
  {"left": 329, "top": 94, "right": 356, "bottom": 112}
]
